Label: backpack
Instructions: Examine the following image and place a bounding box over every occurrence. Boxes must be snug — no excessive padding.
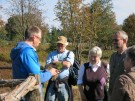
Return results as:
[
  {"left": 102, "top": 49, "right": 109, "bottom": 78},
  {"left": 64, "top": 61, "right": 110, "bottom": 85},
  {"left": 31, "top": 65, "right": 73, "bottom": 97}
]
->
[{"left": 66, "top": 51, "right": 80, "bottom": 86}]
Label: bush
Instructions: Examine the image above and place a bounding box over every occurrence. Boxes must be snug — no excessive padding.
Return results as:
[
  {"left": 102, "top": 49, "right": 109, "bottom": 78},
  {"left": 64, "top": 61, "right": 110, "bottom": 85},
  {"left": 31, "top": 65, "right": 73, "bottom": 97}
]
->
[
  {"left": 0, "top": 45, "right": 13, "bottom": 63},
  {"left": 102, "top": 50, "right": 114, "bottom": 61},
  {"left": 37, "top": 44, "right": 50, "bottom": 65}
]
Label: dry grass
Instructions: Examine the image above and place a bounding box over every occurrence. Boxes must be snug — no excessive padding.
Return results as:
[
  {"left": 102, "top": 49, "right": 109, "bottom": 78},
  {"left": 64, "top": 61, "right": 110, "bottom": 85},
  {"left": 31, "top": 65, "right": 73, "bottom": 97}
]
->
[{"left": 72, "top": 86, "right": 81, "bottom": 101}]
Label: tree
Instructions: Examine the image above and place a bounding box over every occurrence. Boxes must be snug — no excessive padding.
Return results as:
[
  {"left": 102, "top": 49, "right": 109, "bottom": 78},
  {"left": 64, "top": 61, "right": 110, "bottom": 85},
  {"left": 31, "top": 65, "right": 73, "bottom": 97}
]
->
[
  {"left": 55, "top": 0, "right": 91, "bottom": 62},
  {"left": 0, "top": 18, "right": 7, "bottom": 40},
  {"left": 46, "top": 27, "right": 63, "bottom": 52},
  {"left": 89, "top": 0, "right": 117, "bottom": 49},
  {"left": 5, "top": 15, "right": 23, "bottom": 40},
  {"left": 6, "top": 0, "right": 47, "bottom": 41},
  {"left": 122, "top": 13, "right": 135, "bottom": 46},
  {"left": 55, "top": 0, "right": 118, "bottom": 62}
]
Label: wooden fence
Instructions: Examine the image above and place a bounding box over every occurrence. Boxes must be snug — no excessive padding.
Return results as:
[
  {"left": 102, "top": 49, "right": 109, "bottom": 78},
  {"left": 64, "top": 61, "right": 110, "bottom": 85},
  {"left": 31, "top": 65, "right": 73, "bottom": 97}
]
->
[
  {"left": 0, "top": 67, "right": 81, "bottom": 101},
  {"left": 0, "top": 74, "right": 43, "bottom": 101}
]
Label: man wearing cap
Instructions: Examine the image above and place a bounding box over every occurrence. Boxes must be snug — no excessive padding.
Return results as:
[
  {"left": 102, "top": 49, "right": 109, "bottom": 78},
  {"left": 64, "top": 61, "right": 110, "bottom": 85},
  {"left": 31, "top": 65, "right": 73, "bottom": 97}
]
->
[{"left": 45, "top": 36, "right": 75, "bottom": 101}]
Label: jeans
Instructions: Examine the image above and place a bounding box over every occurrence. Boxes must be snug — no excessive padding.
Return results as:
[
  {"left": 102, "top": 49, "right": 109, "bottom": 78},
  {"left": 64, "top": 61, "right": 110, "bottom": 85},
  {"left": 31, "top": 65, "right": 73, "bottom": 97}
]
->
[{"left": 45, "top": 83, "right": 69, "bottom": 101}]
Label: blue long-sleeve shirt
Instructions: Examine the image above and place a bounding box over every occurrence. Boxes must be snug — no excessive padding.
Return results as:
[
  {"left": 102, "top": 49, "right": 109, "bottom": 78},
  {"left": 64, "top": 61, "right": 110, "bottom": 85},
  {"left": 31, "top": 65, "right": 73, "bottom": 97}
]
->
[
  {"left": 10, "top": 42, "right": 52, "bottom": 83},
  {"left": 46, "top": 50, "right": 74, "bottom": 79}
]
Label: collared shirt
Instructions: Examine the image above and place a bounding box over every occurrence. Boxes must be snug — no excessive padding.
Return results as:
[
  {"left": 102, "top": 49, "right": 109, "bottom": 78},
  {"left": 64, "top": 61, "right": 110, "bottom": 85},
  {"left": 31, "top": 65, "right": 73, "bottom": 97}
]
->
[
  {"left": 77, "top": 60, "right": 109, "bottom": 85},
  {"left": 25, "top": 42, "right": 36, "bottom": 51},
  {"left": 46, "top": 49, "right": 74, "bottom": 79},
  {"left": 91, "top": 61, "right": 101, "bottom": 72}
]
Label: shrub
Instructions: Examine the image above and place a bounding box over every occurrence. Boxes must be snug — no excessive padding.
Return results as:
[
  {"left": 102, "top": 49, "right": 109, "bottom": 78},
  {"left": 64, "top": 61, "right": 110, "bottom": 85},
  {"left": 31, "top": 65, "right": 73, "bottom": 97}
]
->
[{"left": 102, "top": 50, "right": 114, "bottom": 61}]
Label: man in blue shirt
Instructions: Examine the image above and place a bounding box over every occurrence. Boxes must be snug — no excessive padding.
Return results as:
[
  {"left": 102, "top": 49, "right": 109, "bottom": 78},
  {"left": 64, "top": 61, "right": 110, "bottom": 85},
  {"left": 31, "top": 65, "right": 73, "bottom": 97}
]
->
[
  {"left": 10, "top": 26, "right": 58, "bottom": 83},
  {"left": 45, "top": 36, "right": 75, "bottom": 101}
]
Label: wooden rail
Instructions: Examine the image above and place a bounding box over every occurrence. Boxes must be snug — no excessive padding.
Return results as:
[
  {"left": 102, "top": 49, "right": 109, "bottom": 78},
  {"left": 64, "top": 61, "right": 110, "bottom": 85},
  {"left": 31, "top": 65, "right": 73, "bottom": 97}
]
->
[
  {"left": 0, "top": 67, "right": 11, "bottom": 69},
  {"left": 0, "top": 74, "right": 43, "bottom": 101}
]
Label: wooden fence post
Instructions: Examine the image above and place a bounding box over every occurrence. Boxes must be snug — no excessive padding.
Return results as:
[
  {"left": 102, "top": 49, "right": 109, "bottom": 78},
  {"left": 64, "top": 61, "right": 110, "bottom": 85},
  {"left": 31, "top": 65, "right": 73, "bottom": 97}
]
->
[
  {"left": 25, "top": 74, "right": 43, "bottom": 101},
  {"left": 0, "top": 74, "right": 43, "bottom": 101}
]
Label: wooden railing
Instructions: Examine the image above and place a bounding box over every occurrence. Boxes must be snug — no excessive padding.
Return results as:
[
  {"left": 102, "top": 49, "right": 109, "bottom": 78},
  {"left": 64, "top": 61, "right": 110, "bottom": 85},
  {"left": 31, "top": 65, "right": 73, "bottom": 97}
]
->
[{"left": 0, "top": 74, "right": 43, "bottom": 101}]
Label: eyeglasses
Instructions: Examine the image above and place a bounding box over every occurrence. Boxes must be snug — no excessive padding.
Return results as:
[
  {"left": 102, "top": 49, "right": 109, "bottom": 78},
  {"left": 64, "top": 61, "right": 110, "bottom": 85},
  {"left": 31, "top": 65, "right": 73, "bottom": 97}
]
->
[
  {"left": 34, "top": 35, "right": 41, "bottom": 40},
  {"left": 57, "top": 43, "right": 65, "bottom": 47},
  {"left": 113, "top": 38, "right": 122, "bottom": 42}
]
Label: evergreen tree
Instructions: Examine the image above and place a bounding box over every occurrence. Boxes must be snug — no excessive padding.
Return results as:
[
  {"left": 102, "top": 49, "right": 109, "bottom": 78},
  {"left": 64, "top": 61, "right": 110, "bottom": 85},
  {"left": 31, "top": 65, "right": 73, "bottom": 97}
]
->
[{"left": 122, "top": 13, "right": 135, "bottom": 46}]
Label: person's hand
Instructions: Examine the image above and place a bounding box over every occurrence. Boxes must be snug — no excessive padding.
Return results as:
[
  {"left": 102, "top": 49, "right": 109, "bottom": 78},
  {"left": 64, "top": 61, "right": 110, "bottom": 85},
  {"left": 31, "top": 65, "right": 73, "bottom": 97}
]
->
[
  {"left": 49, "top": 68, "right": 59, "bottom": 76},
  {"left": 52, "top": 60, "right": 60, "bottom": 64},
  {"left": 62, "top": 61, "right": 71, "bottom": 68}
]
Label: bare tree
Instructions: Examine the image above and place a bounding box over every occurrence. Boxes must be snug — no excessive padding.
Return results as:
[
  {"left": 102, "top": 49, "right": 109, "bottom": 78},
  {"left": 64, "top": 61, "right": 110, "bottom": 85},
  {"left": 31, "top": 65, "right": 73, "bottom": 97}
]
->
[{"left": 6, "top": 0, "right": 47, "bottom": 40}]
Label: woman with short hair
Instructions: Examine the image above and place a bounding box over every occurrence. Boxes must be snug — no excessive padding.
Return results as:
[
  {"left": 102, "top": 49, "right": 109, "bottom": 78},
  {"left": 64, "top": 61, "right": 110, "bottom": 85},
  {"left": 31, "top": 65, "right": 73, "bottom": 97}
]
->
[{"left": 77, "top": 46, "right": 109, "bottom": 101}]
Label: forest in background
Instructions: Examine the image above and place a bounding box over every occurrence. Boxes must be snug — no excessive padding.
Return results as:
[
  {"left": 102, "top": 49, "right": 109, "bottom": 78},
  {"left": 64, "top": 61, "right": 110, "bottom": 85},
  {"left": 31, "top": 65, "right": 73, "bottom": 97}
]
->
[{"left": 0, "top": 0, "right": 135, "bottom": 66}]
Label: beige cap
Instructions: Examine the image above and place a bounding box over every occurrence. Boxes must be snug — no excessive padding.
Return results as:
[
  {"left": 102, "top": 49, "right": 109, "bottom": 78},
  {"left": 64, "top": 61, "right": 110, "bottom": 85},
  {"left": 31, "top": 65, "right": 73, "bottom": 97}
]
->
[{"left": 57, "top": 36, "right": 68, "bottom": 45}]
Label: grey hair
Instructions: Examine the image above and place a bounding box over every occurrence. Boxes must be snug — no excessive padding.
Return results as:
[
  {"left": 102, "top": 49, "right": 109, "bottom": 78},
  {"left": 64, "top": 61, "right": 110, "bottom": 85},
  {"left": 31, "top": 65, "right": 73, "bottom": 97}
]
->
[
  {"left": 126, "top": 45, "right": 135, "bottom": 66},
  {"left": 25, "top": 26, "right": 41, "bottom": 39},
  {"left": 89, "top": 46, "right": 102, "bottom": 58},
  {"left": 117, "top": 30, "right": 128, "bottom": 42}
]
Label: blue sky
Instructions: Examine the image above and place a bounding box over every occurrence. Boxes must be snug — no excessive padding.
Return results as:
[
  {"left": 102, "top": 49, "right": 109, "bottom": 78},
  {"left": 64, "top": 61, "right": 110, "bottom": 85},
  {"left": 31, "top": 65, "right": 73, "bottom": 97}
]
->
[{"left": 1, "top": 0, "right": 135, "bottom": 29}]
